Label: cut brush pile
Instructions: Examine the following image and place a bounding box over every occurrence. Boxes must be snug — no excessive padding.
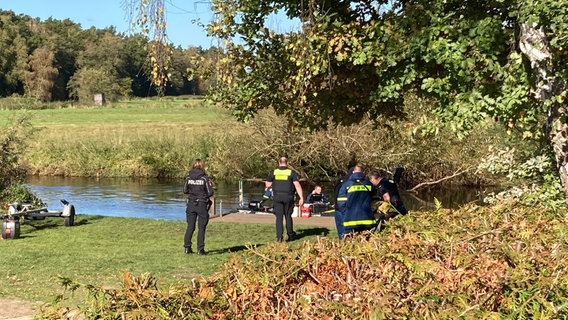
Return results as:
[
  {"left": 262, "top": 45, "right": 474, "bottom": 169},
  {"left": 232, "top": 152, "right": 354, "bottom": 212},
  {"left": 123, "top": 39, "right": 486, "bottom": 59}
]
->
[{"left": 42, "top": 201, "right": 568, "bottom": 319}]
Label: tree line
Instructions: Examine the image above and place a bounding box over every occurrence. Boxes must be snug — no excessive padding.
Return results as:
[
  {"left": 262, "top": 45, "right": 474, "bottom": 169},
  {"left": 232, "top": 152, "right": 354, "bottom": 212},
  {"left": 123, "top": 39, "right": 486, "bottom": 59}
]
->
[{"left": 0, "top": 9, "right": 217, "bottom": 103}]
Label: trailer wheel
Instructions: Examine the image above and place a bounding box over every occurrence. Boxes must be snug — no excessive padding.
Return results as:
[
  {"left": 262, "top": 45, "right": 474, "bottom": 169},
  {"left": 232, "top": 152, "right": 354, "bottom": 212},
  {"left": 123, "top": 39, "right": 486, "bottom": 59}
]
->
[
  {"left": 2, "top": 219, "right": 21, "bottom": 239},
  {"left": 64, "top": 205, "right": 75, "bottom": 227}
]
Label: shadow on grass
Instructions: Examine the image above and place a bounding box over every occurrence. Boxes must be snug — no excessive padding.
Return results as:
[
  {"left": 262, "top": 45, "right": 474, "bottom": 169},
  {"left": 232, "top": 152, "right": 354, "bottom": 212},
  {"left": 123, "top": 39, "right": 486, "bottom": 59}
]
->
[
  {"left": 295, "top": 227, "right": 332, "bottom": 240},
  {"left": 17, "top": 219, "right": 64, "bottom": 238},
  {"left": 72, "top": 215, "right": 106, "bottom": 226},
  {"left": 24, "top": 220, "right": 59, "bottom": 229},
  {"left": 16, "top": 215, "right": 105, "bottom": 238},
  {"left": 209, "top": 243, "right": 265, "bottom": 254}
]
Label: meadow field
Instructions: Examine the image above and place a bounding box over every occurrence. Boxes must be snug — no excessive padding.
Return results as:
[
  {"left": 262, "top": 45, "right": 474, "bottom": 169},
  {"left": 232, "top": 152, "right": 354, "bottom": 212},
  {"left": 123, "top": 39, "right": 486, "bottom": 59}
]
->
[{"left": 1, "top": 96, "right": 255, "bottom": 179}]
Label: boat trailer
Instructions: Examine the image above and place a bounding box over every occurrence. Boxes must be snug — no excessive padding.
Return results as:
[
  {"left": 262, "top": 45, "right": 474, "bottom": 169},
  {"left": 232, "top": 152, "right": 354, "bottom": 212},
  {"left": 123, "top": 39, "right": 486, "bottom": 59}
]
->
[{"left": 1, "top": 199, "right": 76, "bottom": 239}]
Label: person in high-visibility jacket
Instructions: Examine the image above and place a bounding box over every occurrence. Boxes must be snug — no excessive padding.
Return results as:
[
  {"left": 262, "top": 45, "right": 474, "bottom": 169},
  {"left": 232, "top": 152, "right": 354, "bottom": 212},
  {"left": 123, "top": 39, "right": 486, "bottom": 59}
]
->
[
  {"left": 265, "top": 156, "right": 304, "bottom": 242},
  {"left": 339, "top": 164, "right": 377, "bottom": 236},
  {"left": 333, "top": 166, "right": 354, "bottom": 239}
]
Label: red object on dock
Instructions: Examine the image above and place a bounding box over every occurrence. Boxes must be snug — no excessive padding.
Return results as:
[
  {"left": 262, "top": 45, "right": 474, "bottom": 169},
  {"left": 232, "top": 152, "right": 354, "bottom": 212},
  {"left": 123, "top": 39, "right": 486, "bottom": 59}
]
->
[{"left": 300, "top": 205, "right": 311, "bottom": 218}]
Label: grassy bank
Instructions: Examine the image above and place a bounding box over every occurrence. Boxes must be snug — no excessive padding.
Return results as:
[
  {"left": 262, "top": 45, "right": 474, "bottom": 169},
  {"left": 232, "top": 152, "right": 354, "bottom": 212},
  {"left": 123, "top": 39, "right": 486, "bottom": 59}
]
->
[
  {"left": 1, "top": 95, "right": 535, "bottom": 187},
  {"left": 0, "top": 214, "right": 335, "bottom": 306},
  {"left": 1, "top": 97, "right": 259, "bottom": 179}
]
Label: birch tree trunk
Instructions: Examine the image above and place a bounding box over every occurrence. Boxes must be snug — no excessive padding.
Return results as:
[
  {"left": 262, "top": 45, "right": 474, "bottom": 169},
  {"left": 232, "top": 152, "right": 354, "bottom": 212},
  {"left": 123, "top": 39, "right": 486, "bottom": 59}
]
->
[{"left": 519, "top": 23, "right": 568, "bottom": 199}]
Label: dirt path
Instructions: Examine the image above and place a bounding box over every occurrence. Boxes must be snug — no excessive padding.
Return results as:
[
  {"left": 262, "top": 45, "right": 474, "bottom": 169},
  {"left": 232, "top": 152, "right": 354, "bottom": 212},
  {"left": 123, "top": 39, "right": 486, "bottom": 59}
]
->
[{"left": 0, "top": 298, "right": 35, "bottom": 320}]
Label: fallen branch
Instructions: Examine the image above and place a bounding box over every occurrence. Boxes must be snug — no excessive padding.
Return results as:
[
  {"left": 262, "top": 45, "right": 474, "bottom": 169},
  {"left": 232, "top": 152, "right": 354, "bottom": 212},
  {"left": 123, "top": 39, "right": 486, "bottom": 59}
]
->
[{"left": 408, "top": 167, "right": 472, "bottom": 192}]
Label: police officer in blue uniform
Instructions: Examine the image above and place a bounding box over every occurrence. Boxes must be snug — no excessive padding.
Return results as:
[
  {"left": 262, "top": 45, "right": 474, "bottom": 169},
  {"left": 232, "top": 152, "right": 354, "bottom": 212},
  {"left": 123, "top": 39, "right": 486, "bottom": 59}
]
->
[
  {"left": 265, "top": 156, "right": 304, "bottom": 242},
  {"left": 338, "top": 164, "right": 377, "bottom": 237},
  {"left": 183, "top": 159, "right": 214, "bottom": 255}
]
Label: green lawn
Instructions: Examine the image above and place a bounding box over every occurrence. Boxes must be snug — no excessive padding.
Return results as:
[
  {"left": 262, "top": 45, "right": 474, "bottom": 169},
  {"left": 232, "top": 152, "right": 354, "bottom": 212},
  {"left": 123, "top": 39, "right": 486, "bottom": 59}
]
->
[
  {"left": 0, "top": 98, "right": 230, "bottom": 127},
  {"left": 0, "top": 214, "right": 335, "bottom": 306}
]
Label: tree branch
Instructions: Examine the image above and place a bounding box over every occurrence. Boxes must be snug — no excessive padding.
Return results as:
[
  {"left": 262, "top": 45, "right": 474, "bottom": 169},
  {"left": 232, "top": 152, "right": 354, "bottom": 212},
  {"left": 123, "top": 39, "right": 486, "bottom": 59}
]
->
[{"left": 408, "top": 167, "right": 472, "bottom": 192}]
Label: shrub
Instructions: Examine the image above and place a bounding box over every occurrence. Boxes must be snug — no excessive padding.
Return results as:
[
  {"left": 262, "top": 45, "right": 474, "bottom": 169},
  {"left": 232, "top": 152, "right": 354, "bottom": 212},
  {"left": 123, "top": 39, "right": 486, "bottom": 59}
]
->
[
  {"left": 41, "top": 201, "right": 568, "bottom": 319},
  {"left": 0, "top": 113, "right": 32, "bottom": 190},
  {"left": 0, "top": 113, "right": 40, "bottom": 207}
]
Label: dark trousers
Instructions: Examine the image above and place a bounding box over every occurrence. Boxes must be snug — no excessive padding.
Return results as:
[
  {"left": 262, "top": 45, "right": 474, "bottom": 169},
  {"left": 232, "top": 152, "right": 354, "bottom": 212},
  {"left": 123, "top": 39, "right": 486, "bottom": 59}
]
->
[
  {"left": 273, "top": 200, "right": 295, "bottom": 240},
  {"left": 334, "top": 209, "right": 345, "bottom": 240},
  {"left": 184, "top": 200, "right": 209, "bottom": 251}
]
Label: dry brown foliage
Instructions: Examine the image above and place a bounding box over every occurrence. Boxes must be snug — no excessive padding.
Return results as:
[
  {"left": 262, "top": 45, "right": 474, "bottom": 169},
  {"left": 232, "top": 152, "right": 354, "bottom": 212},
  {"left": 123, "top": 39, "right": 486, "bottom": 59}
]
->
[
  {"left": 210, "top": 108, "right": 497, "bottom": 189},
  {"left": 42, "top": 202, "right": 568, "bottom": 319}
]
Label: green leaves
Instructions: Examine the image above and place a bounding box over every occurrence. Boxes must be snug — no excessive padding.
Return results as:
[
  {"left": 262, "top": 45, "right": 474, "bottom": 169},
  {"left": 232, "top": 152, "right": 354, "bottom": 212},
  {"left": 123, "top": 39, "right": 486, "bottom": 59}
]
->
[
  {"left": 202, "top": 0, "right": 568, "bottom": 197},
  {"left": 207, "top": 0, "right": 520, "bottom": 132}
]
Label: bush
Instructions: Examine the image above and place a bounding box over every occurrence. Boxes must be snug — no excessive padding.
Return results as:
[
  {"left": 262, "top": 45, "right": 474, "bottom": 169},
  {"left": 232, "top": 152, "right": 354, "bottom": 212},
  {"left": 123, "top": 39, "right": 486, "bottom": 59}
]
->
[
  {"left": 0, "top": 113, "right": 41, "bottom": 207},
  {"left": 41, "top": 201, "right": 568, "bottom": 319},
  {"left": 235, "top": 106, "right": 518, "bottom": 189},
  {"left": 0, "top": 113, "right": 33, "bottom": 190},
  {"left": 0, "top": 184, "right": 44, "bottom": 207}
]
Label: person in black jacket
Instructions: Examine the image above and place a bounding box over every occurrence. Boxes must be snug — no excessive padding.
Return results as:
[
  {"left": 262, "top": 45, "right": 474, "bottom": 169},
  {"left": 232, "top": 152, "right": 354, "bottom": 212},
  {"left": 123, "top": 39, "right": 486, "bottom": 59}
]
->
[
  {"left": 265, "top": 156, "right": 304, "bottom": 242},
  {"left": 306, "top": 185, "right": 329, "bottom": 204},
  {"left": 183, "top": 159, "right": 214, "bottom": 255},
  {"left": 369, "top": 169, "right": 408, "bottom": 219}
]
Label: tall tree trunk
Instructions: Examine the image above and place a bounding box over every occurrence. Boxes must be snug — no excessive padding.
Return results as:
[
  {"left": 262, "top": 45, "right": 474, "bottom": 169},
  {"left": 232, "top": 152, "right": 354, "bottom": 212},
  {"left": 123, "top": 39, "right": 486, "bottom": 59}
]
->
[{"left": 519, "top": 23, "right": 568, "bottom": 199}]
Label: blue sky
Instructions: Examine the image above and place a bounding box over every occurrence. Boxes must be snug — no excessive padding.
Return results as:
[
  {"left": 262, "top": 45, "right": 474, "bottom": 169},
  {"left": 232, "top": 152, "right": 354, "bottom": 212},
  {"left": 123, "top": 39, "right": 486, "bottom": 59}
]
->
[{"left": 1, "top": 0, "right": 219, "bottom": 48}]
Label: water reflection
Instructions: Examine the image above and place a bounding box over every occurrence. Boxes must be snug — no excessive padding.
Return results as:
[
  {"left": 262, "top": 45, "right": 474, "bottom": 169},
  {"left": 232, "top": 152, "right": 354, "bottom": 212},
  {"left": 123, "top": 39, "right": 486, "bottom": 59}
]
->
[
  {"left": 24, "top": 176, "right": 489, "bottom": 221},
  {"left": 25, "top": 176, "right": 270, "bottom": 220}
]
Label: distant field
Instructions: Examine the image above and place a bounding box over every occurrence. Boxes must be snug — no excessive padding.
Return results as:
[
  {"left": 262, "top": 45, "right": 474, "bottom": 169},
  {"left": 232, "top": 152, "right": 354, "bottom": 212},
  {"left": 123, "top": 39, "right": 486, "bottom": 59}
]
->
[
  {"left": 0, "top": 96, "right": 239, "bottom": 152},
  {"left": 0, "top": 96, "right": 231, "bottom": 127},
  {"left": 0, "top": 97, "right": 254, "bottom": 178}
]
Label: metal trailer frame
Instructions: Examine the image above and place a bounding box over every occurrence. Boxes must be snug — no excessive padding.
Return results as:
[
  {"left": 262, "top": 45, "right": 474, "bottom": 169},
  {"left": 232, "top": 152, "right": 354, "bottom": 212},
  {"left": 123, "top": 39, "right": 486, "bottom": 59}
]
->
[{"left": 1, "top": 199, "right": 76, "bottom": 239}]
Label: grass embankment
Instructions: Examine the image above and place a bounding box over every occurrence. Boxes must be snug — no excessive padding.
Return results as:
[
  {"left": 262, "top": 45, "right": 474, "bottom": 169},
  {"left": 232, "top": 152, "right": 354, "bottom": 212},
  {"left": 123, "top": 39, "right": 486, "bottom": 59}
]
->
[
  {"left": 1, "top": 95, "right": 521, "bottom": 186},
  {"left": 0, "top": 96, "right": 250, "bottom": 179},
  {"left": 0, "top": 214, "right": 335, "bottom": 306},
  {"left": 37, "top": 203, "right": 568, "bottom": 319}
]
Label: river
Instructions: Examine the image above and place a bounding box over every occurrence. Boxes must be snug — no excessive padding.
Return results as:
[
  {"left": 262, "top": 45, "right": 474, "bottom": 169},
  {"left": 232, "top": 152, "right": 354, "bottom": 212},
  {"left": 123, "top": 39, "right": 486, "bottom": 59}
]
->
[{"left": 24, "top": 176, "right": 488, "bottom": 221}]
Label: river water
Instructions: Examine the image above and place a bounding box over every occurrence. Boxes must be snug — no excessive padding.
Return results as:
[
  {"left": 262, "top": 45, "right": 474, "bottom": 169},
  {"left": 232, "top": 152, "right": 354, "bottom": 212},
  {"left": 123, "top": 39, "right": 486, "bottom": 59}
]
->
[{"left": 24, "top": 176, "right": 488, "bottom": 221}]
